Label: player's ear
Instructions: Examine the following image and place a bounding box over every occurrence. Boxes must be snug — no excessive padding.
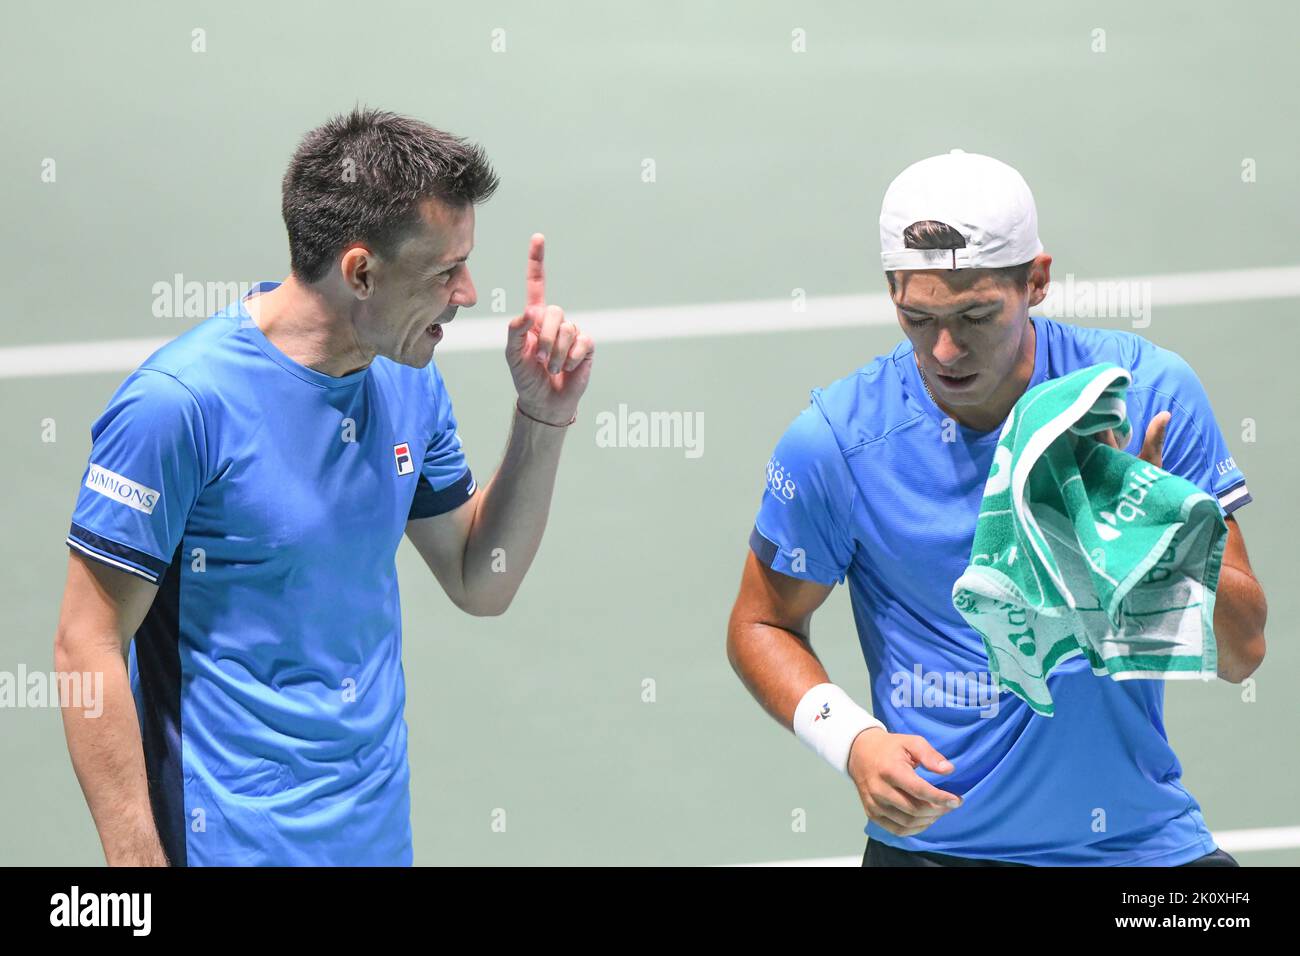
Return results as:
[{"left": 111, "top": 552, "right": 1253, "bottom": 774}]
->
[
  {"left": 338, "top": 245, "right": 377, "bottom": 300},
  {"left": 1025, "top": 253, "right": 1052, "bottom": 308}
]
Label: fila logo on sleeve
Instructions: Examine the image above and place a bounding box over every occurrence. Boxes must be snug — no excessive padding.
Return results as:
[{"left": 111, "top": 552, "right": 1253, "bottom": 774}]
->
[{"left": 393, "top": 442, "right": 414, "bottom": 477}]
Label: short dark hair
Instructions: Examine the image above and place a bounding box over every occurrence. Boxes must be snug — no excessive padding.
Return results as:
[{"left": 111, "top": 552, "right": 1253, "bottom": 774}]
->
[
  {"left": 281, "top": 107, "right": 500, "bottom": 283},
  {"left": 885, "top": 220, "right": 1033, "bottom": 295}
]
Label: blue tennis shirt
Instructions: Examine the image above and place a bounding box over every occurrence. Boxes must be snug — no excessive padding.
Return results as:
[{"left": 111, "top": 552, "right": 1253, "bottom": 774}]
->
[
  {"left": 67, "top": 282, "right": 475, "bottom": 866},
  {"left": 751, "top": 315, "right": 1251, "bottom": 866}
]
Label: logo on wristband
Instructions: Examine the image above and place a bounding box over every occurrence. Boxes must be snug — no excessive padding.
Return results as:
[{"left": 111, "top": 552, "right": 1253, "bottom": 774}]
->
[{"left": 814, "top": 702, "right": 831, "bottom": 722}]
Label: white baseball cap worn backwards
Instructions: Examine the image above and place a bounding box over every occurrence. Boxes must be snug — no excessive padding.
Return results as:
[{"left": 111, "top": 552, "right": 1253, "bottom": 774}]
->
[{"left": 879, "top": 148, "right": 1043, "bottom": 272}]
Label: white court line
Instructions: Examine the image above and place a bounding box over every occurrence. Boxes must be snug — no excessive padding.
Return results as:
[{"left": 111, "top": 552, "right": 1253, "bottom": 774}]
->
[
  {"left": 2, "top": 266, "right": 1299, "bottom": 381},
  {"left": 734, "top": 825, "right": 1300, "bottom": 866}
]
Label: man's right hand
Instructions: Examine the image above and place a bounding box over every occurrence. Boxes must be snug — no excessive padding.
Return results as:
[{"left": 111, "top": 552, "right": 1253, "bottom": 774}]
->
[
  {"left": 505, "top": 234, "right": 593, "bottom": 425},
  {"left": 726, "top": 554, "right": 964, "bottom": 839},
  {"left": 847, "top": 728, "right": 963, "bottom": 837}
]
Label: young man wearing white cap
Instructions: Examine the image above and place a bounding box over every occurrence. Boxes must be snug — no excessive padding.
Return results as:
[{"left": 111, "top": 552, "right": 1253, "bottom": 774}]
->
[{"left": 726, "top": 149, "right": 1267, "bottom": 866}]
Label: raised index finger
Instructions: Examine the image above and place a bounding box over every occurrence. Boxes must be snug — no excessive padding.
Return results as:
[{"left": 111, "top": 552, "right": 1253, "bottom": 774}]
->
[{"left": 526, "top": 233, "right": 546, "bottom": 309}]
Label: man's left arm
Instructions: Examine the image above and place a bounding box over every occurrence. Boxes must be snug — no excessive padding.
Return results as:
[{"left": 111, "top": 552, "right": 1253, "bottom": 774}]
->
[
  {"left": 1213, "top": 514, "right": 1267, "bottom": 683},
  {"left": 1105, "top": 356, "right": 1268, "bottom": 682},
  {"left": 405, "top": 234, "right": 593, "bottom": 616}
]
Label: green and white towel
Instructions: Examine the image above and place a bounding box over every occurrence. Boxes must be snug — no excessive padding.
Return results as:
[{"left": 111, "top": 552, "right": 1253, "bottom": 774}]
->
[{"left": 952, "top": 362, "right": 1227, "bottom": 717}]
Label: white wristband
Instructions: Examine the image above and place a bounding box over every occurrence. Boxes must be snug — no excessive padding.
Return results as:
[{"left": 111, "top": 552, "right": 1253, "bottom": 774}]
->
[{"left": 793, "top": 683, "right": 886, "bottom": 776}]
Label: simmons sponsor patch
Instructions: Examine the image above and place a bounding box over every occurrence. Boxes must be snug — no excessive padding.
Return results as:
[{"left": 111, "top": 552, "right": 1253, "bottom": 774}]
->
[{"left": 84, "top": 465, "right": 160, "bottom": 515}]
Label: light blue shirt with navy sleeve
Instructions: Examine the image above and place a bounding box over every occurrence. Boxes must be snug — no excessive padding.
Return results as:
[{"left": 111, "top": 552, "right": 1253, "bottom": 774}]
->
[
  {"left": 750, "top": 315, "right": 1250, "bottom": 866},
  {"left": 66, "top": 281, "right": 474, "bottom": 866}
]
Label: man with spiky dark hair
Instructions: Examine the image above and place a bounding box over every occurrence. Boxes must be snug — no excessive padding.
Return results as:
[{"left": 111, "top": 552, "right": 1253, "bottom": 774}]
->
[{"left": 55, "top": 108, "right": 593, "bottom": 866}]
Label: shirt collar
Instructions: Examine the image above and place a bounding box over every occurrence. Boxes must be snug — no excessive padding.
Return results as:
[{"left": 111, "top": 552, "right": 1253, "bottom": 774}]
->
[{"left": 237, "top": 281, "right": 372, "bottom": 389}]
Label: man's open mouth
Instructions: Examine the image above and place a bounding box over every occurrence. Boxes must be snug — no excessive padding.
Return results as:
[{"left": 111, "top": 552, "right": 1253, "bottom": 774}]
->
[{"left": 936, "top": 371, "right": 978, "bottom": 387}]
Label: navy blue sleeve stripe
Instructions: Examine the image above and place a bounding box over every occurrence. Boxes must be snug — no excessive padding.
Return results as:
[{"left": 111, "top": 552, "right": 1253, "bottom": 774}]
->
[
  {"left": 749, "top": 526, "right": 780, "bottom": 566},
  {"left": 68, "top": 522, "right": 169, "bottom": 582},
  {"left": 1218, "top": 477, "right": 1247, "bottom": 496},
  {"left": 1222, "top": 490, "right": 1253, "bottom": 516},
  {"left": 408, "top": 469, "right": 475, "bottom": 520},
  {"left": 66, "top": 538, "right": 162, "bottom": 583},
  {"left": 1218, "top": 478, "right": 1251, "bottom": 515}
]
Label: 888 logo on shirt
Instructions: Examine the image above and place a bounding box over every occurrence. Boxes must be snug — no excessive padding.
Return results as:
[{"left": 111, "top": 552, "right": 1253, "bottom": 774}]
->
[{"left": 765, "top": 457, "right": 797, "bottom": 502}]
